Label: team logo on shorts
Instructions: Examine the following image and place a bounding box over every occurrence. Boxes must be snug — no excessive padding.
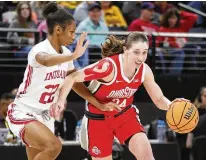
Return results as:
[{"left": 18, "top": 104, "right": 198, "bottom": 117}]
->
[{"left": 92, "top": 146, "right": 101, "bottom": 155}]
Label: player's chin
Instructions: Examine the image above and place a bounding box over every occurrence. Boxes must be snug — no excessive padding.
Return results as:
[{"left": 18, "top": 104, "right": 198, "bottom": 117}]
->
[{"left": 65, "top": 40, "right": 74, "bottom": 46}]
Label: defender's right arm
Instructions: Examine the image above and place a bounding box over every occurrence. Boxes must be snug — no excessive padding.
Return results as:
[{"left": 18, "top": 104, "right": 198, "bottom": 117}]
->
[
  {"left": 58, "top": 58, "right": 114, "bottom": 104},
  {"left": 36, "top": 32, "right": 89, "bottom": 67}
]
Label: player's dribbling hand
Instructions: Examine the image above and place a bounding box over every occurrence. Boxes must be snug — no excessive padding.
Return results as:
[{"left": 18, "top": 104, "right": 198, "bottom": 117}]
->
[
  {"left": 73, "top": 32, "right": 89, "bottom": 59},
  {"left": 98, "top": 102, "right": 122, "bottom": 112},
  {"left": 170, "top": 98, "right": 190, "bottom": 108}
]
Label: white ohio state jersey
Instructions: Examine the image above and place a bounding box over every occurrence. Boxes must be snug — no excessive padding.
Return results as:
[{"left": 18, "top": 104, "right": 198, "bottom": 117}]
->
[{"left": 15, "top": 39, "right": 74, "bottom": 110}]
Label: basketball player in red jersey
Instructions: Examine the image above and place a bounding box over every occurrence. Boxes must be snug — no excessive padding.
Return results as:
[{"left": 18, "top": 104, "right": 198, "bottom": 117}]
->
[
  {"left": 6, "top": 2, "right": 119, "bottom": 160},
  {"left": 54, "top": 32, "right": 188, "bottom": 160}
]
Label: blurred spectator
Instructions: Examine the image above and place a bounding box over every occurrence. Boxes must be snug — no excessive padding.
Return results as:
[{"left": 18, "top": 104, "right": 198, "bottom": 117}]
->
[
  {"left": 57, "top": 1, "right": 82, "bottom": 15},
  {"left": 73, "top": 1, "right": 97, "bottom": 24},
  {"left": 76, "top": 3, "right": 108, "bottom": 47},
  {"left": 0, "top": 2, "right": 8, "bottom": 22},
  {"left": 122, "top": 1, "right": 142, "bottom": 25},
  {"left": 128, "top": 2, "right": 159, "bottom": 36},
  {"left": 30, "top": 1, "right": 49, "bottom": 24},
  {"left": 74, "top": 3, "right": 108, "bottom": 68},
  {"left": 100, "top": 1, "right": 127, "bottom": 29},
  {"left": 0, "top": 93, "right": 16, "bottom": 142},
  {"left": 158, "top": 8, "right": 198, "bottom": 75},
  {"left": 188, "top": 1, "right": 206, "bottom": 28},
  {"left": 186, "top": 86, "right": 206, "bottom": 160},
  {"left": 159, "top": 8, "right": 198, "bottom": 48},
  {"left": 10, "top": 88, "right": 18, "bottom": 96},
  {"left": 38, "top": 20, "right": 47, "bottom": 40},
  {"left": 154, "top": 1, "right": 174, "bottom": 14},
  {"left": 4, "top": 1, "right": 18, "bottom": 11},
  {"left": 0, "top": 93, "right": 14, "bottom": 127},
  {"left": 7, "top": 2, "right": 37, "bottom": 58}
]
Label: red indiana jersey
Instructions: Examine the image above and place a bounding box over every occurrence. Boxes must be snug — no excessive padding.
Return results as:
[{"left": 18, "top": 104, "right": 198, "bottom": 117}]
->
[{"left": 87, "top": 54, "right": 146, "bottom": 116}]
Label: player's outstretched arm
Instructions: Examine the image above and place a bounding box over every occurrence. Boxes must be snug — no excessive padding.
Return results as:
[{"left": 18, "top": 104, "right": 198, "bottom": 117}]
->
[
  {"left": 143, "top": 64, "right": 189, "bottom": 110},
  {"left": 143, "top": 64, "right": 172, "bottom": 110},
  {"left": 35, "top": 32, "right": 89, "bottom": 67},
  {"left": 58, "top": 59, "right": 114, "bottom": 104},
  {"left": 65, "top": 69, "right": 120, "bottom": 111},
  {"left": 50, "top": 59, "right": 118, "bottom": 117}
]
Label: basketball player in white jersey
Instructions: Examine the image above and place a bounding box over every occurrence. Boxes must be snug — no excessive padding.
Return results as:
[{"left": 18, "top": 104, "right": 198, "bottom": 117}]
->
[{"left": 6, "top": 2, "right": 119, "bottom": 160}]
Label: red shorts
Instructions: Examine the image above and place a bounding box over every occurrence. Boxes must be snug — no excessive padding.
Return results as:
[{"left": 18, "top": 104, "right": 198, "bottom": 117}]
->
[{"left": 80, "top": 105, "right": 144, "bottom": 158}]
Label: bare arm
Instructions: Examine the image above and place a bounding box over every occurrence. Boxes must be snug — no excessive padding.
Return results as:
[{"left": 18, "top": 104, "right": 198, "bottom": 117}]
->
[
  {"left": 58, "top": 59, "right": 114, "bottom": 104},
  {"left": 143, "top": 64, "right": 171, "bottom": 110},
  {"left": 35, "top": 32, "right": 89, "bottom": 67},
  {"left": 67, "top": 69, "right": 108, "bottom": 110},
  {"left": 35, "top": 52, "right": 78, "bottom": 67}
]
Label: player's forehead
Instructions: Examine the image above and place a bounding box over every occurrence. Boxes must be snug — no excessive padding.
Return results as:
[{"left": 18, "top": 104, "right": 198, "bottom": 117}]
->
[
  {"left": 66, "top": 21, "right": 76, "bottom": 31},
  {"left": 130, "top": 41, "right": 149, "bottom": 51}
]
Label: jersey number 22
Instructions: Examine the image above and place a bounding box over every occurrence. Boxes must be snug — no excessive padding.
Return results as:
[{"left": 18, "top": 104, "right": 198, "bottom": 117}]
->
[{"left": 39, "top": 84, "right": 60, "bottom": 104}]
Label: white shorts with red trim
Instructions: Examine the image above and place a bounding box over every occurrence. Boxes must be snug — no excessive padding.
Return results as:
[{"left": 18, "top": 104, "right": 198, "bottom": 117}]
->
[{"left": 6, "top": 101, "right": 54, "bottom": 145}]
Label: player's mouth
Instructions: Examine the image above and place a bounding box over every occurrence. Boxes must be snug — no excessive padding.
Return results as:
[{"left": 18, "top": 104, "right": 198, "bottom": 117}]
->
[{"left": 135, "top": 61, "right": 142, "bottom": 65}]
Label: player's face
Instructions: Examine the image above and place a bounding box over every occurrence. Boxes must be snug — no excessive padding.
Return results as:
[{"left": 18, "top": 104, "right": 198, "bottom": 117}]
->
[
  {"left": 125, "top": 41, "right": 148, "bottom": 68},
  {"left": 59, "top": 20, "right": 76, "bottom": 46}
]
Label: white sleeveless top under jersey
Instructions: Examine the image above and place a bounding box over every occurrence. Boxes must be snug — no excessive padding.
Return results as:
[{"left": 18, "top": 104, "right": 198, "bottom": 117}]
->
[{"left": 15, "top": 39, "right": 74, "bottom": 111}]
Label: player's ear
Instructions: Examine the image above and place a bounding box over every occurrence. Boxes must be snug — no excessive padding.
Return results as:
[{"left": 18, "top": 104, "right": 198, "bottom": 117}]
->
[{"left": 55, "top": 25, "right": 63, "bottom": 35}]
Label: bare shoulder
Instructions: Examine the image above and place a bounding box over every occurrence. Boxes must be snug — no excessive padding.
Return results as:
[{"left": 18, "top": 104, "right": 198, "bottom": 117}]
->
[{"left": 144, "top": 63, "right": 154, "bottom": 81}]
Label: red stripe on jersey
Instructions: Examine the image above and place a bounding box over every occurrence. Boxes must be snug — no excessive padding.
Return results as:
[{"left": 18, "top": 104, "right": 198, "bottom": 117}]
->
[
  {"left": 7, "top": 103, "right": 36, "bottom": 125},
  {"left": 19, "top": 65, "right": 33, "bottom": 94}
]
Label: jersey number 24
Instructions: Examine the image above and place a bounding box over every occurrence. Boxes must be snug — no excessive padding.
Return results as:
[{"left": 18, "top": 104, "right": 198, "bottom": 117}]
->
[{"left": 112, "top": 99, "right": 127, "bottom": 108}]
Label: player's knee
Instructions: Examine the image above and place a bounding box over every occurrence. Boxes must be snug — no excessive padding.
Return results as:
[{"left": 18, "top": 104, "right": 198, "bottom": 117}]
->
[{"left": 45, "top": 138, "right": 62, "bottom": 156}]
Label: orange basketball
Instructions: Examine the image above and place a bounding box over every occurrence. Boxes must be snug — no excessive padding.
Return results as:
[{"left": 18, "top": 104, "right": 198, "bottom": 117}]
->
[{"left": 166, "top": 101, "right": 199, "bottom": 134}]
